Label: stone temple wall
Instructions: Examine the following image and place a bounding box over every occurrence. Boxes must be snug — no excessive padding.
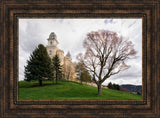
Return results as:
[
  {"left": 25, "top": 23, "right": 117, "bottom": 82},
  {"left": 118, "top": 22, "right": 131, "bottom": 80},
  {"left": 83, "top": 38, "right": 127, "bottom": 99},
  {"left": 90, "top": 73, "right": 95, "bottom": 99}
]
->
[
  {"left": 46, "top": 46, "right": 77, "bottom": 81},
  {"left": 46, "top": 32, "right": 77, "bottom": 81}
]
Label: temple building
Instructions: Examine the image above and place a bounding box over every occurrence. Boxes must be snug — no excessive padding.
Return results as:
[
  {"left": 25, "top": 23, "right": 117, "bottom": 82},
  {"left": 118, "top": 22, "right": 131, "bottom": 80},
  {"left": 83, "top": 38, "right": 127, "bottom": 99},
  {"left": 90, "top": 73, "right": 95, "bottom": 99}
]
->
[{"left": 46, "top": 32, "right": 77, "bottom": 81}]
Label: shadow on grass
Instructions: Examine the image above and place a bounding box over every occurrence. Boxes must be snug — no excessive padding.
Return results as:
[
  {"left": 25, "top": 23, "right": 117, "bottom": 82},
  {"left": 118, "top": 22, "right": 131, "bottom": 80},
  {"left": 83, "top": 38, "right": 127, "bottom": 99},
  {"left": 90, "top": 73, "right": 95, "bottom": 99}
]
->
[
  {"left": 19, "top": 81, "right": 63, "bottom": 88},
  {"left": 19, "top": 80, "right": 88, "bottom": 88}
]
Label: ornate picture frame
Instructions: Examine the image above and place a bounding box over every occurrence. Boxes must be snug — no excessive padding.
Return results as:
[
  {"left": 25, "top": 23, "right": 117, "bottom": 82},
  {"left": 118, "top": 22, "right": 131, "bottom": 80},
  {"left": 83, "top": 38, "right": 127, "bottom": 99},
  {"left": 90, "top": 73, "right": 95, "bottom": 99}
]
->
[{"left": 0, "top": 0, "right": 159, "bottom": 117}]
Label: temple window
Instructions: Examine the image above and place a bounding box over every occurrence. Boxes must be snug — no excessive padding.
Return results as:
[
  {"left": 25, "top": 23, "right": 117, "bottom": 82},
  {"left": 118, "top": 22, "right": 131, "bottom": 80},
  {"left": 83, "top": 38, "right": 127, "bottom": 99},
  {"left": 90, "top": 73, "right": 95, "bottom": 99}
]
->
[
  {"left": 49, "top": 50, "right": 52, "bottom": 55},
  {"left": 50, "top": 41, "right": 52, "bottom": 45}
]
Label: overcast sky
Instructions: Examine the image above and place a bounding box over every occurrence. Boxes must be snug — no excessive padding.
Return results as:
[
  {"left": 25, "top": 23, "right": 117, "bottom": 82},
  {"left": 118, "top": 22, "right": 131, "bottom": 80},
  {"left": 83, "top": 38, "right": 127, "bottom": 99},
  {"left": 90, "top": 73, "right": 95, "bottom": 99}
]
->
[{"left": 19, "top": 18, "right": 142, "bottom": 85}]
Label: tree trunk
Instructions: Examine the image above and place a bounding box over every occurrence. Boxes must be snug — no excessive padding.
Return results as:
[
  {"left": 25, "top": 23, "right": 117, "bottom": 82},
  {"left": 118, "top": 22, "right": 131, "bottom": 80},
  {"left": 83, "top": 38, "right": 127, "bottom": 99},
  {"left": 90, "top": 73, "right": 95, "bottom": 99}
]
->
[
  {"left": 97, "top": 84, "right": 102, "bottom": 95},
  {"left": 56, "top": 72, "right": 58, "bottom": 84},
  {"left": 67, "top": 72, "right": 70, "bottom": 81},
  {"left": 39, "top": 80, "right": 42, "bottom": 86}
]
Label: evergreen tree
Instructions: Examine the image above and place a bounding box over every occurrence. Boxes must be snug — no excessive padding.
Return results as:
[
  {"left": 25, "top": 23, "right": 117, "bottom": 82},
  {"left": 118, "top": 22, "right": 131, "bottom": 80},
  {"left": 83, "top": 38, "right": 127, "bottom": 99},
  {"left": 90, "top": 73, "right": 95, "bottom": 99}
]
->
[
  {"left": 107, "top": 82, "right": 113, "bottom": 89},
  {"left": 24, "top": 44, "right": 54, "bottom": 86},
  {"left": 52, "top": 54, "right": 62, "bottom": 84},
  {"left": 108, "top": 82, "right": 120, "bottom": 90}
]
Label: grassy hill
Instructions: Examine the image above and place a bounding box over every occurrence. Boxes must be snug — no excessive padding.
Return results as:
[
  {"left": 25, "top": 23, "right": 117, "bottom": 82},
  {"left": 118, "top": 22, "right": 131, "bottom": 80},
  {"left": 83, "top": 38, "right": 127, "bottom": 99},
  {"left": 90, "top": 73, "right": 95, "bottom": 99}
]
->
[{"left": 18, "top": 80, "right": 142, "bottom": 100}]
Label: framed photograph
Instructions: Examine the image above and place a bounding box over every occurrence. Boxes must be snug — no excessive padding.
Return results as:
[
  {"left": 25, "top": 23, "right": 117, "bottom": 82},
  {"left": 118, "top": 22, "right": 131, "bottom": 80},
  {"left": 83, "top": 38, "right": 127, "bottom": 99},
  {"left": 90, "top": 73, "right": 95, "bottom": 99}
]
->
[
  {"left": 18, "top": 18, "right": 143, "bottom": 101},
  {"left": 0, "top": 0, "right": 159, "bottom": 117}
]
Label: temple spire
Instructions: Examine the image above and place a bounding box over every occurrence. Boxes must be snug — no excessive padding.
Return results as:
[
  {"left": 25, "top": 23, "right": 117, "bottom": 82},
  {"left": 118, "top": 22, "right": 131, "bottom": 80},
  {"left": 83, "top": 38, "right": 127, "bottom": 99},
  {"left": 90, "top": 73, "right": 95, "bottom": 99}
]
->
[
  {"left": 66, "top": 51, "right": 71, "bottom": 59},
  {"left": 47, "top": 32, "right": 59, "bottom": 47}
]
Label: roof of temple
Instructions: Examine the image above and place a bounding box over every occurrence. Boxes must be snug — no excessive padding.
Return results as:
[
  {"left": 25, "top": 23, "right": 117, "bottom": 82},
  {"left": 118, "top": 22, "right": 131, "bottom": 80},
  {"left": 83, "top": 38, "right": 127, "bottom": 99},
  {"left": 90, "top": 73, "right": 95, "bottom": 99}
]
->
[{"left": 47, "top": 32, "right": 59, "bottom": 44}]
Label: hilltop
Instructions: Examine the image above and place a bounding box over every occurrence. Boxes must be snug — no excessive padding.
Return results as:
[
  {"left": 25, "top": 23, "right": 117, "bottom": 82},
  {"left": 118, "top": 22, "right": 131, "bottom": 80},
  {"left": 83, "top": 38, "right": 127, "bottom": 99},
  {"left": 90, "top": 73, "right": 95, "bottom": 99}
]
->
[{"left": 18, "top": 80, "right": 142, "bottom": 100}]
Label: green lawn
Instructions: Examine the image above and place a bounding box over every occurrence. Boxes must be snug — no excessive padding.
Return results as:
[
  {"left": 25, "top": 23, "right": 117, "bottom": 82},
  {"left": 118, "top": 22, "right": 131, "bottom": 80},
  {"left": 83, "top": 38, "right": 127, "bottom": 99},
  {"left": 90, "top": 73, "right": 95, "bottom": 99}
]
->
[{"left": 18, "top": 80, "right": 142, "bottom": 100}]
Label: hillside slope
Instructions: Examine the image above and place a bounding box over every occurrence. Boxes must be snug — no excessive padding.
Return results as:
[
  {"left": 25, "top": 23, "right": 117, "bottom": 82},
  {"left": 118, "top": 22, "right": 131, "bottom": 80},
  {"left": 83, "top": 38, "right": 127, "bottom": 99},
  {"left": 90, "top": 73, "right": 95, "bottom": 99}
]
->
[
  {"left": 18, "top": 80, "right": 142, "bottom": 100},
  {"left": 121, "top": 84, "right": 142, "bottom": 94}
]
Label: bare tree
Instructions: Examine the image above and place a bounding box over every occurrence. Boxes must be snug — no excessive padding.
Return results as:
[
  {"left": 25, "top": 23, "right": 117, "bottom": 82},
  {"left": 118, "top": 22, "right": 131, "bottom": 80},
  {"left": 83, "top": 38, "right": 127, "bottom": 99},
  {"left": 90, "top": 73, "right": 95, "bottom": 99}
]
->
[{"left": 77, "top": 30, "right": 136, "bottom": 95}]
